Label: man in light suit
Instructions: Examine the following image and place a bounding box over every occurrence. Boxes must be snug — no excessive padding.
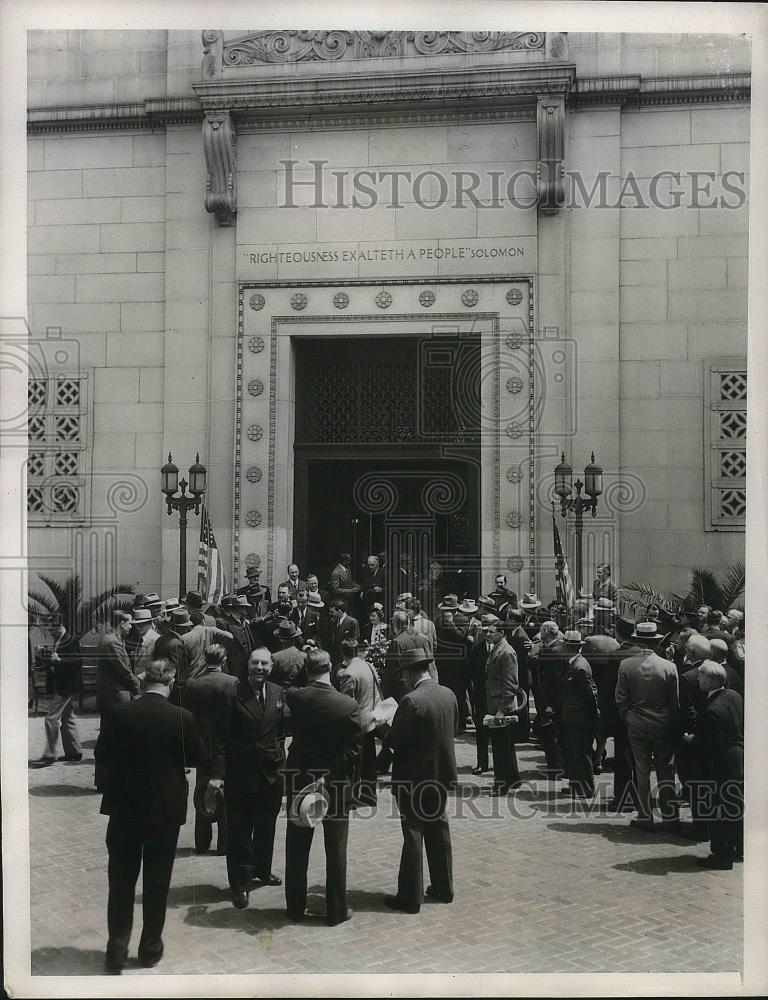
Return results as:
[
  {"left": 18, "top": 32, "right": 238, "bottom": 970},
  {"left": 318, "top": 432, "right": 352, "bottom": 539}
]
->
[
  {"left": 329, "top": 553, "right": 360, "bottom": 616},
  {"left": 480, "top": 614, "right": 523, "bottom": 794},
  {"left": 95, "top": 611, "right": 141, "bottom": 792},
  {"left": 279, "top": 563, "right": 307, "bottom": 601},
  {"left": 335, "top": 637, "right": 378, "bottom": 795},
  {"left": 385, "top": 647, "right": 458, "bottom": 914},
  {"left": 270, "top": 620, "right": 307, "bottom": 689},
  {"left": 615, "top": 621, "right": 680, "bottom": 831}
]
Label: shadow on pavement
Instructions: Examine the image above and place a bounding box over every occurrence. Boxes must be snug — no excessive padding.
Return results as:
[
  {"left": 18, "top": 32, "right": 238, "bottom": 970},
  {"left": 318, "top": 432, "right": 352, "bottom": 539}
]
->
[
  {"left": 28, "top": 783, "right": 95, "bottom": 797},
  {"left": 31, "top": 946, "right": 107, "bottom": 976},
  {"left": 613, "top": 854, "right": 702, "bottom": 876},
  {"left": 545, "top": 820, "right": 701, "bottom": 846},
  {"left": 161, "top": 883, "right": 231, "bottom": 908}
]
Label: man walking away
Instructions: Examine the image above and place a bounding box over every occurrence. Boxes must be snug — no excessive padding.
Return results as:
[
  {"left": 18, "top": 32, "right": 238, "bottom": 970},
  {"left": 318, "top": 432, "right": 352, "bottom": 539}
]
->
[
  {"left": 385, "top": 648, "right": 458, "bottom": 914},
  {"left": 95, "top": 659, "right": 206, "bottom": 973},
  {"left": 38, "top": 623, "right": 83, "bottom": 764},
  {"left": 615, "top": 622, "right": 680, "bottom": 832},
  {"left": 185, "top": 643, "right": 238, "bottom": 855}
]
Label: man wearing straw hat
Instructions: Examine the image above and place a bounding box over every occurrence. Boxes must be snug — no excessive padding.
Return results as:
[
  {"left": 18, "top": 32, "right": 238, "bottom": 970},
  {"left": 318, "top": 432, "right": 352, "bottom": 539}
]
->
[
  {"left": 615, "top": 621, "right": 680, "bottom": 832},
  {"left": 385, "top": 647, "right": 458, "bottom": 914},
  {"left": 284, "top": 648, "right": 362, "bottom": 926}
]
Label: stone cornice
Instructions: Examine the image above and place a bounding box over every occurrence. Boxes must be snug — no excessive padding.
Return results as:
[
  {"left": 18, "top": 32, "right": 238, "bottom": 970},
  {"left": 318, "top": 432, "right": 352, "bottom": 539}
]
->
[{"left": 26, "top": 71, "right": 750, "bottom": 135}]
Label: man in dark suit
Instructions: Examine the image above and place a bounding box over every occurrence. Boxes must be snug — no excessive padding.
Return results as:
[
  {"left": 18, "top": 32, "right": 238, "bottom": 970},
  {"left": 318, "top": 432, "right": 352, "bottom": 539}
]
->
[
  {"left": 328, "top": 599, "right": 360, "bottom": 666},
  {"left": 480, "top": 614, "right": 523, "bottom": 794},
  {"left": 284, "top": 648, "right": 362, "bottom": 926},
  {"left": 385, "top": 647, "right": 458, "bottom": 914},
  {"left": 289, "top": 589, "right": 322, "bottom": 647},
  {"left": 360, "top": 554, "right": 386, "bottom": 615},
  {"left": 236, "top": 565, "right": 272, "bottom": 615},
  {"left": 279, "top": 563, "right": 308, "bottom": 601},
  {"left": 185, "top": 643, "right": 238, "bottom": 855},
  {"left": 94, "top": 658, "right": 207, "bottom": 972},
  {"left": 690, "top": 661, "right": 744, "bottom": 869},
  {"left": 222, "top": 646, "right": 287, "bottom": 907},
  {"left": 95, "top": 611, "right": 141, "bottom": 791},
  {"left": 216, "top": 595, "right": 254, "bottom": 679}
]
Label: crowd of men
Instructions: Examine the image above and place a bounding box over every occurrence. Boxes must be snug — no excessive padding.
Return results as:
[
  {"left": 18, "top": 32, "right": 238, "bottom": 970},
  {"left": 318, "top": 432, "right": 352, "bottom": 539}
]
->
[{"left": 32, "top": 554, "right": 745, "bottom": 973}]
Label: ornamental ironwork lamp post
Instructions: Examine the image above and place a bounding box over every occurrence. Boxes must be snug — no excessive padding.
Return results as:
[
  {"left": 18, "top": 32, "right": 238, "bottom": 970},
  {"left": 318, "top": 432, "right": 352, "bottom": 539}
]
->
[
  {"left": 554, "top": 451, "right": 603, "bottom": 594},
  {"left": 160, "top": 453, "right": 207, "bottom": 599}
]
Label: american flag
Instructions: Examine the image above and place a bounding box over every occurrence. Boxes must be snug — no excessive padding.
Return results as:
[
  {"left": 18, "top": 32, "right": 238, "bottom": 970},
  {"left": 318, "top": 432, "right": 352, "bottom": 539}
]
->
[
  {"left": 197, "top": 504, "right": 227, "bottom": 606},
  {"left": 552, "top": 503, "right": 575, "bottom": 608}
]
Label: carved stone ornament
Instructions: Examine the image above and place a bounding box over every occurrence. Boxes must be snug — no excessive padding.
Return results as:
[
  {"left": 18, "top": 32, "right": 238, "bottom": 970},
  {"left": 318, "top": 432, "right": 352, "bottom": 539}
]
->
[
  {"left": 375, "top": 290, "right": 392, "bottom": 309},
  {"left": 245, "top": 510, "right": 262, "bottom": 528},
  {"left": 506, "top": 288, "right": 523, "bottom": 306},
  {"left": 419, "top": 290, "right": 436, "bottom": 307},
  {"left": 291, "top": 292, "right": 308, "bottom": 310},
  {"left": 461, "top": 289, "right": 479, "bottom": 308},
  {"left": 244, "top": 551, "right": 262, "bottom": 568},
  {"left": 202, "top": 110, "right": 237, "bottom": 225},
  {"left": 248, "top": 336, "right": 265, "bottom": 353},
  {"left": 247, "top": 379, "right": 264, "bottom": 396},
  {"left": 537, "top": 96, "right": 565, "bottom": 215},
  {"left": 205, "top": 31, "right": 545, "bottom": 72},
  {"left": 506, "top": 376, "right": 524, "bottom": 394},
  {"left": 506, "top": 333, "right": 523, "bottom": 350},
  {"left": 506, "top": 422, "right": 523, "bottom": 439},
  {"left": 333, "top": 292, "right": 349, "bottom": 309},
  {"left": 506, "top": 467, "right": 522, "bottom": 484},
  {"left": 247, "top": 424, "right": 264, "bottom": 441},
  {"left": 507, "top": 556, "right": 525, "bottom": 573},
  {"left": 249, "top": 293, "right": 265, "bottom": 311},
  {"left": 506, "top": 511, "right": 523, "bottom": 528},
  {"left": 246, "top": 466, "right": 263, "bottom": 483}
]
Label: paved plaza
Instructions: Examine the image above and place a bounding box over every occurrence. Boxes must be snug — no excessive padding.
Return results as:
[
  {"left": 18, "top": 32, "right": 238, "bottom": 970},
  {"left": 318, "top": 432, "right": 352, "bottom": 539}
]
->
[{"left": 28, "top": 709, "right": 742, "bottom": 977}]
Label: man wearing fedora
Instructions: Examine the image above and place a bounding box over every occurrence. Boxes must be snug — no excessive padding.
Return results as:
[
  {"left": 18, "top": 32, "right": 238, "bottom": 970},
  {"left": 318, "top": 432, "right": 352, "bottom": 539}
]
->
[
  {"left": 236, "top": 565, "right": 271, "bottom": 616},
  {"left": 604, "top": 616, "right": 644, "bottom": 812},
  {"left": 615, "top": 621, "right": 680, "bottom": 831},
  {"left": 530, "top": 620, "right": 567, "bottom": 770},
  {"left": 95, "top": 610, "right": 141, "bottom": 792},
  {"left": 284, "top": 648, "right": 362, "bottom": 926},
  {"left": 223, "top": 646, "right": 286, "bottom": 907},
  {"left": 499, "top": 604, "right": 533, "bottom": 742},
  {"left": 560, "top": 631, "right": 600, "bottom": 798},
  {"left": 185, "top": 643, "right": 238, "bottom": 855},
  {"left": 385, "top": 647, "right": 458, "bottom": 914},
  {"left": 335, "top": 637, "right": 379, "bottom": 799},
  {"left": 580, "top": 631, "right": 620, "bottom": 778},
  {"left": 480, "top": 615, "right": 524, "bottom": 794},
  {"left": 154, "top": 609, "right": 196, "bottom": 707},
  {"left": 404, "top": 597, "right": 436, "bottom": 656},
  {"left": 434, "top": 602, "right": 470, "bottom": 731},
  {"left": 289, "top": 589, "right": 322, "bottom": 648},
  {"left": 128, "top": 608, "right": 160, "bottom": 678},
  {"left": 182, "top": 591, "right": 216, "bottom": 627},
  {"left": 271, "top": 620, "right": 307, "bottom": 689},
  {"left": 95, "top": 657, "right": 207, "bottom": 972},
  {"left": 216, "top": 595, "right": 255, "bottom": 680}
]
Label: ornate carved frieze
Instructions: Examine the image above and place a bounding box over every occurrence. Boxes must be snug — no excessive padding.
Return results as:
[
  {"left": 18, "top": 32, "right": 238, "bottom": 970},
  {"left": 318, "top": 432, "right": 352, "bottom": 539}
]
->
[
  {"left": 201, "top": 30, "right": 546, "bottom": 74},
  {"left": 536, "top": 95, "right": 565, "bottom": 215},
  {"left": 202, "top": 109, "right": 237, "bottom": 225}
]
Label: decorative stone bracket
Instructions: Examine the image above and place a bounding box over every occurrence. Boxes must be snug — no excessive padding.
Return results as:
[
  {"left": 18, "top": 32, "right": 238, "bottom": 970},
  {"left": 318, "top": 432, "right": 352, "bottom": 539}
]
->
[
  {"left": 202, "top": 110, "right": 237, "bottom": 226},
  {"left": 537, "top": 95, "right": 565, "bottom": 215}
]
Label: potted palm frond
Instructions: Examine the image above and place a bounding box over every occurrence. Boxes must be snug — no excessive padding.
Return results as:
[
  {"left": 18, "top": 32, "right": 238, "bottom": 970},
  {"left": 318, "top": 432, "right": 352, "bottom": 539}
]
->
[{"left": 618, "top": 562, "right": 745, "bottom": 618}]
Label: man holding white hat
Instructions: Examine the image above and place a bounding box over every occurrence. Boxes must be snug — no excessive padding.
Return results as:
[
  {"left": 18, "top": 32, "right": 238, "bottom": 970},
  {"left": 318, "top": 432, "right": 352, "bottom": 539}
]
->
[
  {"left": 284, "top": 648, "right": 362, "bottom": 926},
  {"left": 615, "top": 621, "right": 680, "bottom": 831}
]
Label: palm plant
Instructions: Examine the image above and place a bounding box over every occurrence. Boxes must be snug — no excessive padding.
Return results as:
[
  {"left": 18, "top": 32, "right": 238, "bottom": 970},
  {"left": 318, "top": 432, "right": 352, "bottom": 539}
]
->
[
  {"left": 27, "top": 573, "right": 135, "bottom": 638},
  {"left": 619, "top": 561, "right": 745, "bottom": 619}
]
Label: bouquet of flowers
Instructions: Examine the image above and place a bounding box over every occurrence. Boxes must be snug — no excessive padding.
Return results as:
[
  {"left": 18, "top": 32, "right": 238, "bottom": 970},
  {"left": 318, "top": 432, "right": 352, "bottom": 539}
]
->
[{"left": 363, "top": 625, "right": 389, "bottom": 673}]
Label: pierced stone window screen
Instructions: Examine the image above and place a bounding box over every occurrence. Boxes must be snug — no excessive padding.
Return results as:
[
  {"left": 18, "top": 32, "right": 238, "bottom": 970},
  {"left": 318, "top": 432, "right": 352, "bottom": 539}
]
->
[
  {"left": 27, "top": 373, "right": 89, "bottom": 522},
  {"left": 705, "top": 359, "right": 746, "bottom": 531}
]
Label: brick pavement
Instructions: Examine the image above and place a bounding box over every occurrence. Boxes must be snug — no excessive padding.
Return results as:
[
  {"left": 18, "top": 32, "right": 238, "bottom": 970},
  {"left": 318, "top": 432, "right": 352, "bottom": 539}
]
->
[{"left": 27, "top": 708, "right": 742, "bottom": 976}]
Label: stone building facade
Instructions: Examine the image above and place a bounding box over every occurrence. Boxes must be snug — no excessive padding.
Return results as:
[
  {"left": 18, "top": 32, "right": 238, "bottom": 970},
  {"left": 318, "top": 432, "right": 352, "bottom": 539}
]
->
[{"left": 26, "top": 30, "right": 750, "bottom": 599}]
